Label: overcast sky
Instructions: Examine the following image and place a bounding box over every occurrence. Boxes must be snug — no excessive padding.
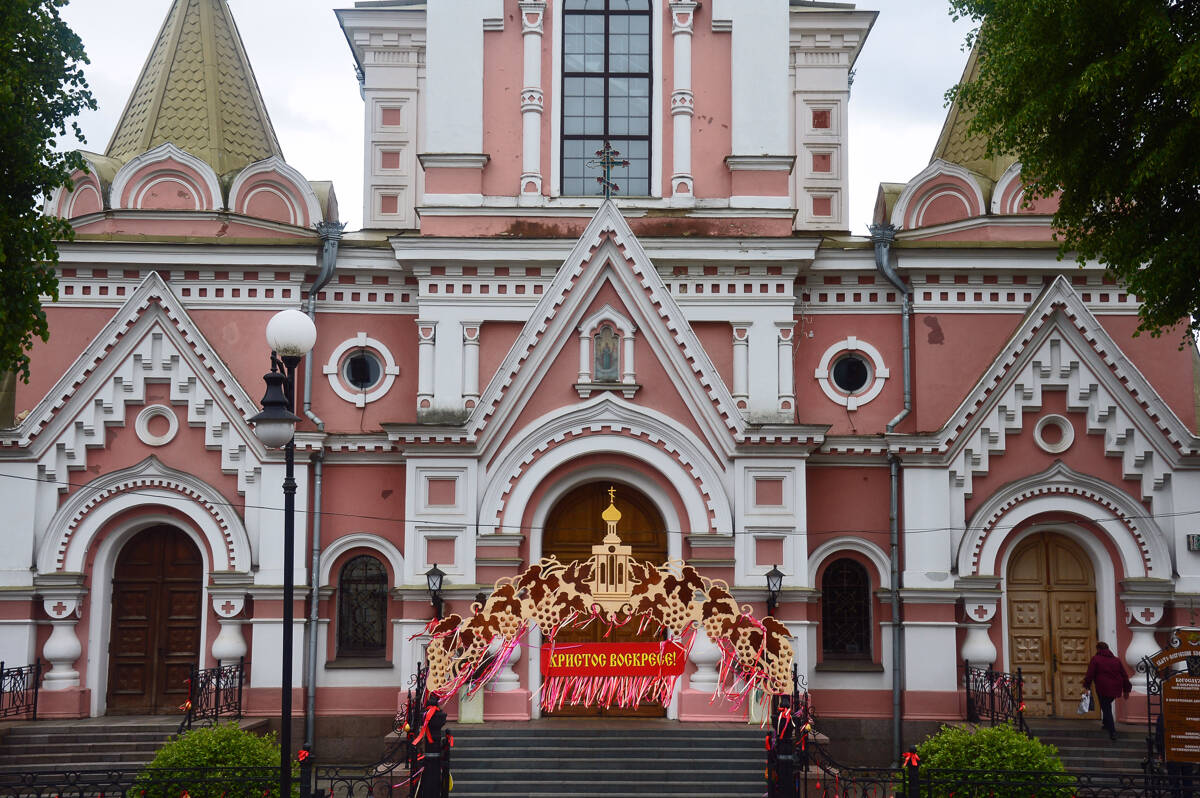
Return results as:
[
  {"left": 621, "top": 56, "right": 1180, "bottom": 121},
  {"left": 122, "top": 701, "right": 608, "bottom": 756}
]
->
[{"left": 59, "top": 0, "right": 973, "bottom": 236}]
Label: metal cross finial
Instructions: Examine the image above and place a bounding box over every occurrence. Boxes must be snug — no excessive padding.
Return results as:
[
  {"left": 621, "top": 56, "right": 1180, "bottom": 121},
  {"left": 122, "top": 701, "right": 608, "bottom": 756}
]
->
[
  {"left": 587, "top": 141, "right": 630, "bottom": 199},
  {"left": 608, "top": 486, "right": 616, "bottom": 502}
]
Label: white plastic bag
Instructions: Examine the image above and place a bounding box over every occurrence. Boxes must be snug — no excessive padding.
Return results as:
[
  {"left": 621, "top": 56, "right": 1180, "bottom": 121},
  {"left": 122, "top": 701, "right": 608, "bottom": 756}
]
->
[{"left": 1077, "top": 689, "right": 1093, "bottom": 714}]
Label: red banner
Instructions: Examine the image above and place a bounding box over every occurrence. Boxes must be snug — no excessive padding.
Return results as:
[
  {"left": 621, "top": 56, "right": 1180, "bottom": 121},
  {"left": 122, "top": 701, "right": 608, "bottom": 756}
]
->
[{"left": 541, "top": 641, "right": 688, "bottom": 678}]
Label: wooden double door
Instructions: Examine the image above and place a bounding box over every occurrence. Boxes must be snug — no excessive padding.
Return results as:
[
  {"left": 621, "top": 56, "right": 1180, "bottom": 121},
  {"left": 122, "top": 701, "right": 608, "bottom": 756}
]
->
[
  {"left": 1007, "top": 532, "right": 1097, "bottom": 717},
  {"left": 107, "top": 525, "right": 203, "bottom": 714},
  {"left": 543, "top": 482, "right": 667, "bottom": 717}
]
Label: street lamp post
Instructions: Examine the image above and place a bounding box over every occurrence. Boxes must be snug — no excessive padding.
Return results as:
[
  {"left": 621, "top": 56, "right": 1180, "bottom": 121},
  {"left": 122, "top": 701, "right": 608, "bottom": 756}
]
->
[
  {"left": 425, "top": 563, "right": 446, "bottom": 620},
  {"left": 249, "top": 309, "right": 317, "bottom": 798},
  {"left": 765, "top": 564, "right": 784, "bottom": 616}
]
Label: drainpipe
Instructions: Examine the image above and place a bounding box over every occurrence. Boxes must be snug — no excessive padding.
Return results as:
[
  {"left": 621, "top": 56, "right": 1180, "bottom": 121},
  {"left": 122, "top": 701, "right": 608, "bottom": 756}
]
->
[
  {"left": 303, "top": 220, "right": 344, "bottom": 755},
  {"left": 871, "top": 222, "right": 909, "bottom": 765}
]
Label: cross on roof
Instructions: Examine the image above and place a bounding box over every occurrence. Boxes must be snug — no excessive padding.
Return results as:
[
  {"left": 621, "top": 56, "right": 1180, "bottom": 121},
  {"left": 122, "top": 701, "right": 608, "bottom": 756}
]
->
[{"left": 587, "top": 141, "right": 630, "bottom": 200}]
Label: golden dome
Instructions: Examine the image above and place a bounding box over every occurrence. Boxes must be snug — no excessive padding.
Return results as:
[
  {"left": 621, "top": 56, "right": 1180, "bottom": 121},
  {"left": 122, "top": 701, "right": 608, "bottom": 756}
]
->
[{"left": 601, "top": 486, "right": 622, "bottom": 523}]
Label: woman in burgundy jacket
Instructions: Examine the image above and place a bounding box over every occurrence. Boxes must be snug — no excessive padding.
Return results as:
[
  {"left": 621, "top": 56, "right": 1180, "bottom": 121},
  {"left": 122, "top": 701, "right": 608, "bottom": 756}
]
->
[{"left": 1083, "top": 641, "right": 1133, "bottom": 740}]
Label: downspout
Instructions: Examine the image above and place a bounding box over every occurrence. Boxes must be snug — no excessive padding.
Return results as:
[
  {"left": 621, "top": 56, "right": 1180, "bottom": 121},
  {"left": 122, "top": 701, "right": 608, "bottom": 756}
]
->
[
  {"left": 304, "top": 220, "right": 344, "bottom": 755},
  {"left": 870, "top": 222, "right": 909, "bottom": 765}
]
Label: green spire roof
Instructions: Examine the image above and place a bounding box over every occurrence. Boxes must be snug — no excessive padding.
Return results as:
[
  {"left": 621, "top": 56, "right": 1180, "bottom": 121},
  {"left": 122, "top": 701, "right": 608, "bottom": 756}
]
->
[
  {"left": 930, "top": 44, "right": 1016, "bottom": 183},
  {"left": 105, "top": 0, "right": 283, "bottom": 175}
]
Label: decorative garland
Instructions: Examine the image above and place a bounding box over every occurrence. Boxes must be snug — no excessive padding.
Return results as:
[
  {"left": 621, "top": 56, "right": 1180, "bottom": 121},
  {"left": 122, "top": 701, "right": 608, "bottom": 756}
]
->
[{"left": 422, "top": 544, "right": 794, "bottom": 712}]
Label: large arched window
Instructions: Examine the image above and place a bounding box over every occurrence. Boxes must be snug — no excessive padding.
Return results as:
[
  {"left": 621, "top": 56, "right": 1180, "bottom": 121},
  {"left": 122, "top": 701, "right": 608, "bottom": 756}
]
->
[
  {"left": 561, "top": 0, "right": 652, "bottom": 196},
  {"left": 337, "top": 555, "right": 389, "bottom": 658},
  {"left": 821, "top": 558, "right": 871, "bottom": 660}
]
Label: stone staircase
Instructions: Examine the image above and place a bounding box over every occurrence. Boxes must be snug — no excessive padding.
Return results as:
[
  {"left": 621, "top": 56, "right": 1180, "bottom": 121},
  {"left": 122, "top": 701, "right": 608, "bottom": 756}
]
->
[
  {"left": 446, "top": 722, "right": 766, "bottom": 797},
  {"left": 1028, "top": 718, "right": 1149, "bottom": 773},
  {"left": 0, "top": 716, "right": 181, "bottom": 772}
]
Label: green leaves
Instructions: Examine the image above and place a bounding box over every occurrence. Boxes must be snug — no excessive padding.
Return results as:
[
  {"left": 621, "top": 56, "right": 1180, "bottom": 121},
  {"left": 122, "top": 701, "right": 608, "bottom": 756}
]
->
[
  {"left": 949, "top": 0, "right": 1200, "bottom": 340},
  {"left": 0, "top": 0, "right": 95, "bottom": 382}
]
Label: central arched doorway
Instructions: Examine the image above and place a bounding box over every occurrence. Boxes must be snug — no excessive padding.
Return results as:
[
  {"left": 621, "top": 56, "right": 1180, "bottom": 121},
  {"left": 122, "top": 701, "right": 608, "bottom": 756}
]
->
[
  {"left": 107, "top": 525, "right": 203, "bottom": 714},
  {"left": 1006, "top": 531, "right": 1097, "bottom": 717},
  {"left": 543, "top": 481, "right": 667, "bottom": 717}
]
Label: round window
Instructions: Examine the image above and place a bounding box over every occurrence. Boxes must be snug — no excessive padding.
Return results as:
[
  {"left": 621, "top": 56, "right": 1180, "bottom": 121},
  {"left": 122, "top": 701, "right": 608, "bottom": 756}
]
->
[
  {"left": 831, "top": 354, "right": 871, "bottom": 394},
  {"left": 342, "top": 350, "right": 383, "bottom": 391}
]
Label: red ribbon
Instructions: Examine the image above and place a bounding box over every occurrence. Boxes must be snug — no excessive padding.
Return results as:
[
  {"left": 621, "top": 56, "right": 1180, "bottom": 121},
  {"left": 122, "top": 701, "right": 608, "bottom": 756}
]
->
[{"left": 902, "top": 751, "right": 920, "bottom": 767}]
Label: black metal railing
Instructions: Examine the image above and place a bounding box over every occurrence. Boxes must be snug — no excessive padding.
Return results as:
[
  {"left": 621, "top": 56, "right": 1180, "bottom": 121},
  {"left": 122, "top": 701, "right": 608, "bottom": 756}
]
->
[
  {"left": 178, "top": 657, "right": 245, "bottom": 733},
  {"left": 0, "top": 766, "right": 280, "bottom": 798},
  {"left": 963, "top": 659, "right": 1028, "bottom": 734},
  {"left": 0, "top": 660, "right": 41, "bottom": 720}
]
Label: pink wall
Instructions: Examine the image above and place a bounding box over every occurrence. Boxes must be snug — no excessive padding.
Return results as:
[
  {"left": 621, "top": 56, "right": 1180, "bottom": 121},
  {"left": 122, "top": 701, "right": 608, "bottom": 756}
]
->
[
  {"left": 16, "top": 306, "right": 116, "bottom": 415},
  {"left": 1098, "top": 315, "right": 1197, "bottom": 428},
  {"left": 320, "top": 464, "right": 406, "bottom": 550},
  {"left": 692, "top": 321, "right": 732, "bottom": 393},
  {"left": 480, "top": 321, "right": 524, "bottom": 393},
  {"left": 481, "top": 0, "right": 524, "bottom": 197},
  {"left": 691, "top": 3, "right": 733, "bottom": 199},
  {"left": 806, "top": 466, "right": 890, "bottom": 552}
]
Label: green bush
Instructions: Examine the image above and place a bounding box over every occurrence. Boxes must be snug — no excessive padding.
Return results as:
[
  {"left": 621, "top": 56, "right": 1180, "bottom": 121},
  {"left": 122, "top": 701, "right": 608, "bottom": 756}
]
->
[
  {"left": 914, "top": 723, "right": 1072, "bottom": 798},
  {"left": 132, "top": 721, "right": 297, "bottom": 798}
]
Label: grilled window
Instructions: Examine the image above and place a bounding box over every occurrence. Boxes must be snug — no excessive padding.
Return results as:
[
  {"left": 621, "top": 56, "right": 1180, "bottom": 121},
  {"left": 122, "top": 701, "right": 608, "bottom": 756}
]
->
[
  {"left": 337, "top": 555, "right": 389, "bottom": 658},
  {"left": 821, "top": 558, "right": 871, "bottom": 659},
  {"left": 561, "top": 0, "right": 652, "bottom": 196}
]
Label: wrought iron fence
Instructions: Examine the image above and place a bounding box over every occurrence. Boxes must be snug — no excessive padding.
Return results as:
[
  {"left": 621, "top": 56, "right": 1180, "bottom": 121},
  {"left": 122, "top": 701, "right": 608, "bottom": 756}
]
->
[
  {"left": 178, "top": 657, "right": 245, "bottom": 733},
  {"left": 963, "top": 659, "right": 1029, "bottom": 734},
  {"left": 0, "top": 766, "right": 280, "bottom": 798},
  {"left": 0, "top": 660, "right": 41, "bottom": 720}
]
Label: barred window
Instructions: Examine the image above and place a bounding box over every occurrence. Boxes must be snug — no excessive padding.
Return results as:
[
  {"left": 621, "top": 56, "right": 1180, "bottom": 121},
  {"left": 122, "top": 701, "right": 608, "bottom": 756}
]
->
[
  {"left": 561, "top": 0, "right": 652, "bottom": 196},
  {"left": 337, "top": 555, "right": 389, "bottom": 658},
  {"left": 821, "top": 558, "right": 871, "bottom": 659}
]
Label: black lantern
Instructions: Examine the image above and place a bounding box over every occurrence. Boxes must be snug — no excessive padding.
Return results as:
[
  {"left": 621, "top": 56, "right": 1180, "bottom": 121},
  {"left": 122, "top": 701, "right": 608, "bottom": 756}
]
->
[
  {"left": 426, "top": 563, "right": 446, "bottom": 619},
  {"left": 248, "top": 369, "right": 301, "bottom": 448},
  {"left": 766, "top": 564, "right": 784, "bottom": 616}
]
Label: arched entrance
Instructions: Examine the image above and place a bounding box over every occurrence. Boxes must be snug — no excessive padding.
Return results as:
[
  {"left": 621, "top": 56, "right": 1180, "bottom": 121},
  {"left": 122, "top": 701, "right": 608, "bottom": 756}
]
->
[
  {"left": 106, "top": 525, "right": 203, "bottom": 714},
  {"left": 543, "top": 481, "right": 667, "bottom": 717},
  {"left": 1006, "top": 531, "right": 1097, "bottom": 717}
]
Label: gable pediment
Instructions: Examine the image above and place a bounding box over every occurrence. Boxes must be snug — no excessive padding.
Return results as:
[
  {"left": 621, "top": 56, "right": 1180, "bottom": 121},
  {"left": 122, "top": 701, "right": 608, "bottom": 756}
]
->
[
  {"left": 898, "top": 275, "right": 1200, "bottom": 504},
  {"left": 0, "top": 273, "right": 268, "bottom": 493}
]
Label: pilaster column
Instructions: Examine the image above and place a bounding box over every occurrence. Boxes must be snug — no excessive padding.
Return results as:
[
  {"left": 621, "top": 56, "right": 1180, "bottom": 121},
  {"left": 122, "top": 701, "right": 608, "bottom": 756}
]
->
[
  {"left": 462, "top": 323, "right": 481, "bottom": 410},
  {"left": 776, "top": 322, "right": 795, "bottom": 415},
  {"left": 669, "top": 1, "right": 697, "bottom": 204},
  {"left": 417, "top": 320, "right": 436, "bottom": 411},
  {"left": 42, "top": 597, "right": 83, "bottom": 690},
  {"left": 519, "top": 1, "right": 547, "bottom": 201},
  {"left": 621, "top": 329, "right": 637, "bottom": 385},
  {"left": 732, "top": 323, "right": 750, "bottom": 412},
  {"left": 211, "top": 595, "right": 248, "bottom": 667}
]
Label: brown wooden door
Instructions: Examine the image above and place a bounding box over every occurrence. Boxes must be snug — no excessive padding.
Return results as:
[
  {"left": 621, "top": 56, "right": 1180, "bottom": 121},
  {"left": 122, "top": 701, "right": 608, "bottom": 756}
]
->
[
  {"left": 543, "top": 483, "right": 667, "bottom": 717},
  {"left": 1007, "top": 532, "right": 1097, "bottom": 717},
  {"left": 107, "top": 525, "right": 203, "bottom": 714}
]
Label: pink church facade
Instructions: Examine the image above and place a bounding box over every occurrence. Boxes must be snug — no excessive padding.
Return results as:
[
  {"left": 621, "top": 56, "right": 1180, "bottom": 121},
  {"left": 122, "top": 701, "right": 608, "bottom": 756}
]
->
[{"left": 2, "top": 0, "right": 1198, "bottom": 737}]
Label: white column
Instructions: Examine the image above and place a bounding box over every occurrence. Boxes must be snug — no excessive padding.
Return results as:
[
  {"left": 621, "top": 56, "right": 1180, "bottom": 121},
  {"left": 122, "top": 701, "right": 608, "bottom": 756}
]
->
[
  {"left": 462, "top": 323, "right": 481, "bottom": 410},
  {"left": 489, "top": 638, "right": 522, "bottom": 693},
  {"left": 669, "top": 1, "right": 697, "bottom": 204},
  {"left": 417, "top": 321, "right": 436, "bottom": 411},
  {"left": 41, "top": 597, "right": 82, "bottom": 690},
  {"left": 776, "top": 321, "right": 795, "bottom": 415},
  {"left": 519, "top": 1, "right": 546, "bottom": 201},
  {"left": 732, "top": 324, "right": 750, "bottom": 411},
  {"left": 577, "top": 333, "right": 591, "bottom": 383},
  {"left": 621, "top": 330, "right": 637, "bottom": 385},
  {"left": 688, "top": 632, "right": 722, "bottom": 692}
]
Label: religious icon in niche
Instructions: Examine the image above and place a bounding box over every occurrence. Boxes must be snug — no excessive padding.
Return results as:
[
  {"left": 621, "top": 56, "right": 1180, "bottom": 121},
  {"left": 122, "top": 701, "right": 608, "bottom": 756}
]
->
[{"left": 594, "top": 325, "right": 619, "bottom": 382}]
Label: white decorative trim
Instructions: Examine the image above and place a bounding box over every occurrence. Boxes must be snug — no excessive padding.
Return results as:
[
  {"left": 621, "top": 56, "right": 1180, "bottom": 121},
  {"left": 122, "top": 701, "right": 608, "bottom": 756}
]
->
[
  {"left": 2, "top": 273, "right": 269, "bottom": 494},
  {"left": 322, "top": 332, "right": 400, "bottom": 407},
  {"left": 990, "top": 161, "right": 1026, "bottom": 216},
  {"left": 135, "top": 404, "right": 179, "bottom": 447},
  {"left": 814, "top": 336, "right": 889, "bottom": 410},
  {"left": 808, "top": 538, "right": 891, "bottom": 590},
  {"left": 960, "top": 461, "right": 1169, "bottom": 580},
  {"left": 228, "top": 156, "right": 324, "bottom": 227},
  {"left": 110, "top": 143, "right": 224, "bottom": 212},
  {"left": 37, "top": 456, "right": 251, "bottom": 574},
  {"left": 891, "top": 159, "right": 986, "bottom": 230},
  {"left": 318, "top": 532, "right": 405, "bottom": 587},
  {"left": 468, "top": 202, "right": 745, "bottom": 461},
  {"left": 417, "top": 153, "right": 491, "bottom": 169},
  {"left": 724, "top": 155, "right": 796, "bottom": 172},
  {"left": 1033, "top": 413, "right": 1075, "bottom": 454}
]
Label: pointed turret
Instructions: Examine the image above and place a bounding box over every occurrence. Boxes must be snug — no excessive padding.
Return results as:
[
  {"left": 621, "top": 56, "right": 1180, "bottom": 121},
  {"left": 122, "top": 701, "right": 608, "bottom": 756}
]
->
[
  {"left": 929, "top": 44, "right": 1016, "bottom": 183},
  {"left": 105, "top": 0, "right": 283, "bottom": 176}
]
